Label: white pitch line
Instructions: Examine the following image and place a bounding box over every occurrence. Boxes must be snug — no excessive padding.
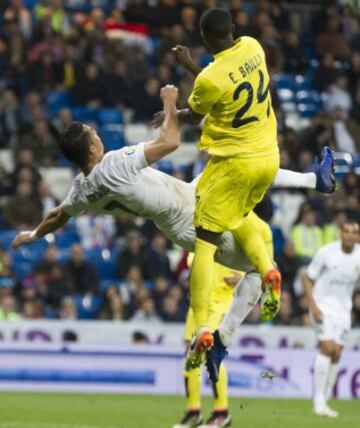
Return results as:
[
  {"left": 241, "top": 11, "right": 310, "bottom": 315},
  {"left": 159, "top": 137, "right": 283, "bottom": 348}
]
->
[{"left": 0, "top": 422, "right": 119, "bottom": 428}]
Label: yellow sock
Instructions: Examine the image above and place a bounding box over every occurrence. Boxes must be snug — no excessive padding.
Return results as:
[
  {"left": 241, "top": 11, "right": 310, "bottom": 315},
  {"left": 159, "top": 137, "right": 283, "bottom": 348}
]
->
[
  {"left": 233, "top": 214, "right": 273, "bottom": 278},
  {"left": 213, "top": 363, "right": 228, "bottom": 411},
  {"left": 184, "top": 368, "right": 201, "bottom": 411},
  {"left": 190, "top": 238, "right": 217, "bottom": 330}
]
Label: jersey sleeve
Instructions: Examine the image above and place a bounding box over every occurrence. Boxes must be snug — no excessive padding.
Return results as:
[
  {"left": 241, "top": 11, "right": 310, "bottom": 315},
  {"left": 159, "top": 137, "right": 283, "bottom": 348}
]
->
[
  {"left": 60, "top": 185, "right": 87, "bottom": 217},
  {"left": 188, "top": 74, "right": 222, "bottom": 115},
  {"left": 307, "top": 247, "right": 327, "bottom": 281}
]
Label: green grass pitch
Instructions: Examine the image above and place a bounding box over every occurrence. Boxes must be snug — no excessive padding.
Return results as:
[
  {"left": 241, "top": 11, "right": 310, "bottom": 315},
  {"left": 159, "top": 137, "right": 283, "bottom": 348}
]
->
[{"left": 0, "top": 392, "right": 358, "bottom": 428}]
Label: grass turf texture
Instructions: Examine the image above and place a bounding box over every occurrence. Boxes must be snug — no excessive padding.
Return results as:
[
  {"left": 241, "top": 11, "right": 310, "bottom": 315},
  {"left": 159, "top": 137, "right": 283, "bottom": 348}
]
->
[{"left": 0, "top": 393, "right": 357, "bottom": 428}]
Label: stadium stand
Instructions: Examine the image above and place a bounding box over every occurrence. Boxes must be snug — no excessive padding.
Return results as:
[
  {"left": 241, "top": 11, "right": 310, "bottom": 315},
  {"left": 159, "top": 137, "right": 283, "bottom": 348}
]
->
[{"left": 0, "top": 0, "right": 359, "bottom": 328}]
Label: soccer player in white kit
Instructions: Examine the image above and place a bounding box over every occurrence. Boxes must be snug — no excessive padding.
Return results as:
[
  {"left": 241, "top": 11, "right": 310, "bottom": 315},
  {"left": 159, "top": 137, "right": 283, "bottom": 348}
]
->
[{"left": 303, "top": 220, "right": 360, "bottom": 418}]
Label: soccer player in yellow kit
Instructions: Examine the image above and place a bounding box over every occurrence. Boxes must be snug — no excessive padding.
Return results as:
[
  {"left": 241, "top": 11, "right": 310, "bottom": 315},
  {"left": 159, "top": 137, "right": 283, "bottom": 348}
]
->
[
  {"left": 175, "top": 214, "right": 275, "bottom": 428},
  {"left": 172, "top": 8, "right": 281, "bottom": 358},
  {"left": 175, "top": 263, "right": 239, "bottom": 428}
]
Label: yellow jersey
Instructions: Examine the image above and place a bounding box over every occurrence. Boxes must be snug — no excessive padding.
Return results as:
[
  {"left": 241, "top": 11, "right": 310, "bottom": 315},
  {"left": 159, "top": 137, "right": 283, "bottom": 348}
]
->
[{"left": 188, "top": 36, "right": 278, "bottom": 158}]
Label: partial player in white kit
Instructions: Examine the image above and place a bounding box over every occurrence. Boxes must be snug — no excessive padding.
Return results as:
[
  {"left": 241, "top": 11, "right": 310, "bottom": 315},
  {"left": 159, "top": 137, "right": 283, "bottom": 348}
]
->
[{"left": 303, "top": 221, "right": 360, "bottom": 418}]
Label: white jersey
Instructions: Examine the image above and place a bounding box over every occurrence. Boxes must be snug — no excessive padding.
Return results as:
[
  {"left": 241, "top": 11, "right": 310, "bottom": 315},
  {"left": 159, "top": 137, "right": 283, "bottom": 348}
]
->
[
  {"left": 307, "top": 241, "right": 360, "bottom": 315},
  {"left": 61, "top": 143, "right": 252, "bottom": 271}
]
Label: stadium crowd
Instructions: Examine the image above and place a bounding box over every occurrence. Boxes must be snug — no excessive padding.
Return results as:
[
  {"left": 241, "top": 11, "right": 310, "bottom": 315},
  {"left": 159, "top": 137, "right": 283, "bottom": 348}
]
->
[{"left": 0, "top": 0, "right": 360, "bottom": 327}]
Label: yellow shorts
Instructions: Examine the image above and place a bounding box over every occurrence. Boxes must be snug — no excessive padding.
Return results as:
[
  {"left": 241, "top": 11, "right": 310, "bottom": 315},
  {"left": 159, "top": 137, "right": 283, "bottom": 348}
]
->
[{"left": 194, "top": 152, "right": 279, "bottom": 233}]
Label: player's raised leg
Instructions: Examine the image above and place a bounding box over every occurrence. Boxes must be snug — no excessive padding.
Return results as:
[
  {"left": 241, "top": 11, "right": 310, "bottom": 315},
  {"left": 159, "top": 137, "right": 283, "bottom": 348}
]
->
[{"left": 272, "top": 146, "right": 336, "bottom": 193}]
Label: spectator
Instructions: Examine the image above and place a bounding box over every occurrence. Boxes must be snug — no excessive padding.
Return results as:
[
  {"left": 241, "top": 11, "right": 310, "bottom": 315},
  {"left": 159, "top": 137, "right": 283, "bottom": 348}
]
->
[
  {"left": 290, "top": 206, "right": 323, "bottom": 263},
  {"left": 52, "top": 108, "right": 73, "bottom": 134},
  {"left": 332, "top": 107, "right": 360, "bottom": 154},
  {"left": 3, "top": 181, "right": 42, "bottom": 229},
  {"left": 152, "top": 276, "right": 169, "bottom": 312},
  {"left": 119, "top": 265, "right": 145, "bottom": 317},
  {"left": 0, "top": 294, "right": 20, "bottom": 320},
  {"left": 4, "top": 0, "right": 33, "bottom": 40},
  {"left": 117, "top": 230, "right": 146, "bottom": 279},
  {"left": 71, "top": 63, "right": 106, "bottom": 107},
  {"left": 0, "top": 89, "right": 20, "bottom": 148},
  {"left": 37, "top": 180, "right": 59, "bottom": 216},
  {"left": 76, "top": 214, "right": 115, "bottom": 250},
  {"left": 314, "top": 54, "right": 338, "bottom": 92},
  {"left": 143, "top": 232, "right": 171, "bottom": 280},
  {"left": 325, "top": 75, "right": 352, "bottom": 117},
  {"left": 160, "top": 294, "right": 182, "bottom": 322},
  {"left": 64, "top": 244, "right": 99, "bottom": 295},
  {"left": 59, "top": 296, "right": 78, "bottom": 320},
  {"left": 134, "top": 77, "right": 162, "bottom": 122},
  {"left": 282, "top": 30, "right": 309, "bottom": 74},
  {"left": 132, "top": 297, "right": 160, "bottom": 322},
  {"left": 18, "top": 120, "right": 60, "bottom": 166},
  {"left": 316, "top": 15, "right": 351, "bottom": 60},
  {"left": 323, "top": 210, "right": 347, "bottom": 244}
]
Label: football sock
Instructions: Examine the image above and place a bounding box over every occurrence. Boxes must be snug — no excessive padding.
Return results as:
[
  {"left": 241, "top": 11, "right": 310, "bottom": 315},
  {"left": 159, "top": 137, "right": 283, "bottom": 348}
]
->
[
  {"left": 190, "top": 238, "right": 217, "bottom": 330},
  {"left": 185, "top": 368, "right": 201, "bottom": 411},
  {"left": 326, "top": 363, "right": 339, "bottom": 401},
  {"left": 314, "top": 353, "right": 331, "bottom": 409},
  {"left": 218, "top": 272, "right": 262, "bottom": 347},
  {"left": 233, "top": 217, "right": 273, "bottom": 278},
  {"left": 273, "top": 169, "right": 316, "bottom": 189},
  {"left": 213, "top": 363, "right": 229, "bottom": 411}
]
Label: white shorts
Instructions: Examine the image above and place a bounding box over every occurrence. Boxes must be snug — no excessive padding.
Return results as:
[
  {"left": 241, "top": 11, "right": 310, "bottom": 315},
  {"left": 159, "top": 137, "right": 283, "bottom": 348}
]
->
[{"left": 311, "top": 308, "right": 351, "bottom": 346}]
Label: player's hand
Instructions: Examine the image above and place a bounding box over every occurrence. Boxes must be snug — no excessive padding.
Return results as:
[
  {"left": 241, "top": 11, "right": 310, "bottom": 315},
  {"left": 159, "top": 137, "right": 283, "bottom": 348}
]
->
[
  {"left": 160, "top": 84, "right": 178, "bottom": 104},
  {"left": 224, "top": 272, "right": 243, "bottom": 288},
  {"left": 152, "top": 111, "right": 165, "bottom": 128},
  {"left": 172, "top": 45, "right": 193, "bottom": 67},
  {"left": 11, "top": 231, "right": 35, "bottom": 251},
  {"left": 311, "top": 303, "right": 323, "bottom": 323}
]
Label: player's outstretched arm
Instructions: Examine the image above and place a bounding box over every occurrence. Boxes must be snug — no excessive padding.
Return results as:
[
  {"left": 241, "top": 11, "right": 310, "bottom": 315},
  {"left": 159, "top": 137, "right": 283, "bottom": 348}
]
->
[
  {"left": 144, "top": 85, "right": 180, "bottom": 165},
  {"left": 11, "top": 206, "right": 70, "bottom": 250}
]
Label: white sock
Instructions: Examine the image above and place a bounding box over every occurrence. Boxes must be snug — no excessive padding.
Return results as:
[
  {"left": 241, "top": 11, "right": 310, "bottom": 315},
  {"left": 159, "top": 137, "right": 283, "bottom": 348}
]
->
[
  {"left": 218, "top": 272, "right": 262, "bottom": 347},
  {"left": 326, "top": 363, "right": 339, "bottom": 401},
  {"left": 272, "top": 169, "right": 316, "bottom": 189},
  {"left": 313, "top": 353, "right": 331, "bottom": 410}
]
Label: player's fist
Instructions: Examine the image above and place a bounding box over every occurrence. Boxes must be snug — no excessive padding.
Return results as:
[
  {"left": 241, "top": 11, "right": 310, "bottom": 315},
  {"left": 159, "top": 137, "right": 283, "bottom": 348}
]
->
[
  {"left": 160, "top": 85, "right": 178, "bottom": 103},
  {"left": 172, "top": 45, "right": 192, "bottom": 67},
  {"left": 11, "top": 231, "right": 36, "bottom": 251}
]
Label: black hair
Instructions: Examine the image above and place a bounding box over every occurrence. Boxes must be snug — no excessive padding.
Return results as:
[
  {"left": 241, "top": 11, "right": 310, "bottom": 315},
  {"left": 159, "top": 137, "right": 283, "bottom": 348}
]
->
[
  {"left": 59, "top": 122, "right": 93, "bottom": 168},
  {"left": 200, "top": 8, "right": 233, "bottom": 39}
]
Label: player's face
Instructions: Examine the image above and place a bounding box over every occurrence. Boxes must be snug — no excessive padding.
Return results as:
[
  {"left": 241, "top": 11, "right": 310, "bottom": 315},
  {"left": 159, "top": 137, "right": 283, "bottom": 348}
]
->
[{"left": 341, "top": 223, "right": 359, "bottom": 251}]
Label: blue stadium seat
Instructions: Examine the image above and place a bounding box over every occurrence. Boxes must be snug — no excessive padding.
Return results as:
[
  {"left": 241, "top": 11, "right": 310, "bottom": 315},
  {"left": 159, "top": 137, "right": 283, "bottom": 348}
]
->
[
  {"left": 271, "top": 226, "right": 285, "bottom": 256},
  {"left": 12, "top": 260, "right": 34, "bottom": 280},
  {"left": 277, "top": 88, "right": 295, "bottom": 103},
  {"left": 98, "top": 108, "right": 123, "bottom": 124},
  {"left": 273, "top": 74, "right": 295, "bottom": 90},
  {"left": 84, "top": 248, "right": 118, "bottom": 280},
  {"left": 72, "top": 106, "right": 98, "bottom": 123},
  {"left": 100, "top": 123, "right": 125, "bottom": 151},
  {"left": 297, "top": 103, "right": 321, "bottom": 118},
  {"left": 75, "top": 294, "right": 103, "bottom": 320},
  {"left": 295, "top": 90, "right": 322, "bottom": 106},
  {"left": 24, "top": 0, "right": 38, "bottom": 10},
  {"left": 46, "top": 91, "right": 71, "bottom": 115},
  {"left": 55, "top": 231, "right": 80, "bottom": 249},
  {"left": 294, "top": 75, "right": 314, "bottom": 91},
  {"left": 0, "top": 230, "right": 16, "bottom": 250},
  {"left": 156, "top": 160, "right": 173, "bottom": 176}
]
